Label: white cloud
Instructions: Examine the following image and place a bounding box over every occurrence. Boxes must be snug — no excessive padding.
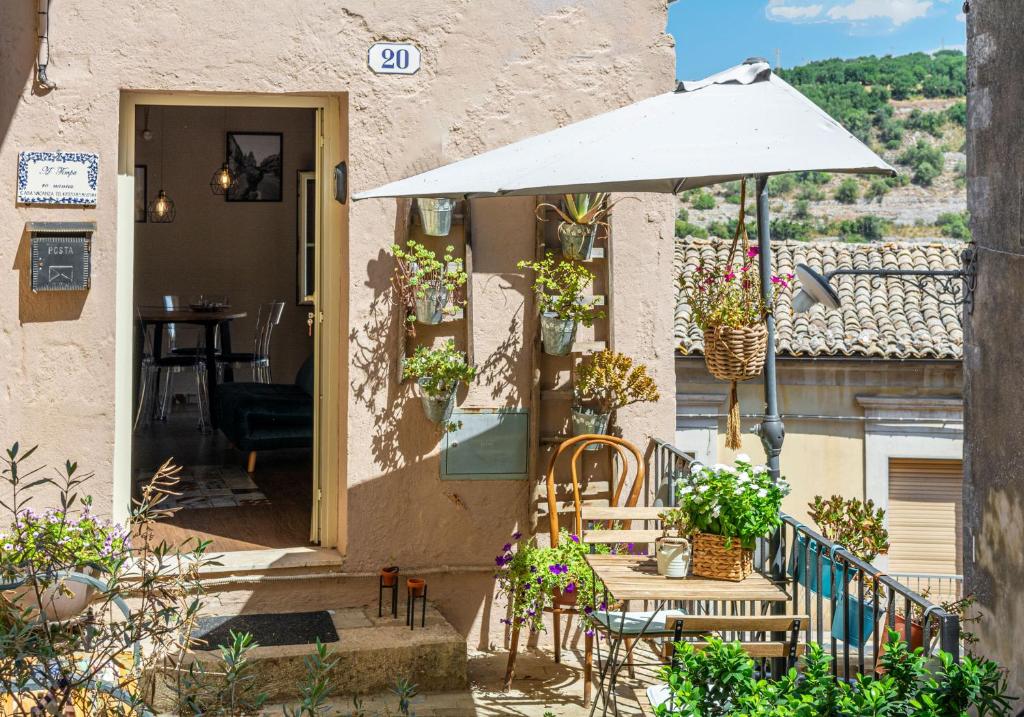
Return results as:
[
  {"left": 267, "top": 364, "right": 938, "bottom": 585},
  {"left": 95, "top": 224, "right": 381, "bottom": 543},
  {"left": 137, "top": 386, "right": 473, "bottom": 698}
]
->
[
  {"left": 767, "top": 3, "right": 824, "bottom": 20},
  {"left": 826, "top": 0, "right": 933, "bottom": 26},
  {"left": 765, "top": 0, "right": 934, "bottom": 27}
]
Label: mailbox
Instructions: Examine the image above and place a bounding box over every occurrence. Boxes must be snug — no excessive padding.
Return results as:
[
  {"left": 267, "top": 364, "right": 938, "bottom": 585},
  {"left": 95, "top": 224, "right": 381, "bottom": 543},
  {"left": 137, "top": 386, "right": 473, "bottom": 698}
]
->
[
  {"left": 441, "top": 409, "right": 528, "bottom": 481},
  {"left": 28, "top": 221, "right": 94, "bottom": 292}
]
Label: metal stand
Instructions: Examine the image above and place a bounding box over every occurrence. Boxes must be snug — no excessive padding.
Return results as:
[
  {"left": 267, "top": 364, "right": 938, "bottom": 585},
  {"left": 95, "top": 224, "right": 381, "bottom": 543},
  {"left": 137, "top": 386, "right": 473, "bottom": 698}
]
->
[
  {"left": 379, "top": 574, "right": 398, "bottom": 619},
  {"left": 407, "top": 580, "right": 427, "bottom": 630}
]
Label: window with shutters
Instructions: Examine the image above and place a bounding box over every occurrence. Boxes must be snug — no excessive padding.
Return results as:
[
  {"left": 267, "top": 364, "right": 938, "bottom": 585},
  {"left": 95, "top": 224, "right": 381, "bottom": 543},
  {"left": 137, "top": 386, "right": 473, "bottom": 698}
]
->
[{"left": 887, "top": 458, "right": 962, "bottom": 600}]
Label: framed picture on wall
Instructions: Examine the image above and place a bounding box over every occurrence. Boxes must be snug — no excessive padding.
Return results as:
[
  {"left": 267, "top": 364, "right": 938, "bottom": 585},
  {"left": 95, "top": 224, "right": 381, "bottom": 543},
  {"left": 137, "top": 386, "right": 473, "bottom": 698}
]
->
[
  {"left": 134, "top": 165, "right": 147, "bottom": 223},
  {"left": 226, "top": 132, "right": 283, "bottom": 202}
]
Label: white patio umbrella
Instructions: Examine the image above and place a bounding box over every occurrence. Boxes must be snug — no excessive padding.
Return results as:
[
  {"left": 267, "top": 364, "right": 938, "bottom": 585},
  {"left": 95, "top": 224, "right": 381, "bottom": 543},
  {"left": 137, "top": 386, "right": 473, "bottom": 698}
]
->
[
  {"left": 352, "top": 60, "right": 894, "bottom": 201},
  {"left": 353, "top": 59, "right": 895, "bottom": 487}
]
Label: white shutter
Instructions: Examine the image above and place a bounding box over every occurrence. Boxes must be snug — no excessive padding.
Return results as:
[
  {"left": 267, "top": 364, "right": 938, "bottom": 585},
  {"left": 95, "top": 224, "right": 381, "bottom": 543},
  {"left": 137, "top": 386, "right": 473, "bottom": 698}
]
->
[{"left": 887, "top": 459, "right": 962, "bottom": 585}]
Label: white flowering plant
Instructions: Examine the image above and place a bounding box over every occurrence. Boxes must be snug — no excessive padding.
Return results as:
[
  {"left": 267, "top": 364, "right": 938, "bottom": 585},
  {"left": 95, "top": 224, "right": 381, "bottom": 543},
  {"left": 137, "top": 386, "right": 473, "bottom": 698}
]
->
[{"left": 675, "top": 455, "right": 790, "bottom": 549}]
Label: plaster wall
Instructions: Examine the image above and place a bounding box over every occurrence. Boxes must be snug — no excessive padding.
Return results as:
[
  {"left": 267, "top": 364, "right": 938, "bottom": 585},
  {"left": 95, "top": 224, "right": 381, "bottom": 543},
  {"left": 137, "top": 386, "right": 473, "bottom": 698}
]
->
[
  {"left": 133, "top": 105, "right": 317, "bottom": 383},
  {"left": 675, "top": 358, "right": 963, "bottom": 526},
  {"left": 963, "top": 0, "right": 1024, "bottom": 700},
  {"left": 0, "top": 1, "right": 675, "bottom": 649}
]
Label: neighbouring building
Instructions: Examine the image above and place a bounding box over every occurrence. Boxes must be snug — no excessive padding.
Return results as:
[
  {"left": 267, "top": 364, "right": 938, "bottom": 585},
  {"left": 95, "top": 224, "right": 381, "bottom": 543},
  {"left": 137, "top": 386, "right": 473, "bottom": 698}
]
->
[
  {"left": 964, "top": 0, "right": 1024, "bottom": 702},
  {"left": 675, "top": 239, "right": 965, "bottom": 595},
  {"left": 0, "top": 0, "right": 677, "bottom": 653}
]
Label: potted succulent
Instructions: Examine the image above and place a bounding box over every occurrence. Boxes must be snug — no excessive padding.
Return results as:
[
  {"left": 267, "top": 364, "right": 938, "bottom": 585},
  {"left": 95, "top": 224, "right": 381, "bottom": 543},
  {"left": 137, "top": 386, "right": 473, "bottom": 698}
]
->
[
  {"left": 494, "top": 529, "right": 607, "bottom": 634},
  {"left": 401, "top": 340, "right": 476, "bottom": 429},
  {"left": 536, "top": 193, "right": 620, "bottom": 260},
  {"left": 656, "top": 507, "right": 691, "bottom": 578},
  {"left": 517, "top": 253, "right": 604, "bottom": 356},
  {"left": 679, "top": 182, "right": 793, "bottom": 448},
  {"left": 572, "top": 350, "right": 660, "bottom": 449},
  {"left": 675, "top": 455, "right": 789, "bottom": 581},
  {"left": 416, "top": 197, "right": 456, "bottom": 236},
  {"left": 392, "top": 240, "right": 467, "bottom": 325}
]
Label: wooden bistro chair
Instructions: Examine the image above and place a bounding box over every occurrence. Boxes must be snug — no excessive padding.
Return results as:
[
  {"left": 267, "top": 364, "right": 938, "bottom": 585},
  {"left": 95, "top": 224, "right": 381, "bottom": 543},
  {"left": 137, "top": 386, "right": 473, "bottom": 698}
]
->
[
  {"left": 634, "top": 614, "right": 808, "bottom": 716},
  {"left": 502, "top": 434, "right": 646, "bottom": 708}
]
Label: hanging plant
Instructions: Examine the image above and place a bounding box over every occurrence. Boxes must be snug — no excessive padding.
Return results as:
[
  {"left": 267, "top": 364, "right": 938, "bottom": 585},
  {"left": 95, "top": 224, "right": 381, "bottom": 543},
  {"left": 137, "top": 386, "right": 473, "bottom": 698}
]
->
[
  {"left": 392, "top": 240, "right": 467, "bottom": 328},
  {"left": 401, "top": 340, "right": 476, "bottom": 431},
  {"left": 518, "top": 253, "right": 604, "bottom": 356},
  {"left": 679, "top": 180, "right": 792, "bottom": 448}
]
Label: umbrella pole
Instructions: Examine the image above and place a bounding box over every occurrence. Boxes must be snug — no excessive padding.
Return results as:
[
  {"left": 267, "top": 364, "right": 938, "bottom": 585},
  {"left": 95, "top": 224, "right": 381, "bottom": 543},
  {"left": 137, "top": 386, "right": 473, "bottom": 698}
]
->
[{"left": 754, "top": 174, "right": 785, "bottom": 481}]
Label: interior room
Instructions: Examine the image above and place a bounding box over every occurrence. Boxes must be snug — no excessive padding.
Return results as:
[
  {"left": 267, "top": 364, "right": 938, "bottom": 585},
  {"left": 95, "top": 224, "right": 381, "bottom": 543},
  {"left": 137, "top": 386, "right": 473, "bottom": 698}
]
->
[{"left": 131, "top": 104, "right": 318, "bottom": 552}]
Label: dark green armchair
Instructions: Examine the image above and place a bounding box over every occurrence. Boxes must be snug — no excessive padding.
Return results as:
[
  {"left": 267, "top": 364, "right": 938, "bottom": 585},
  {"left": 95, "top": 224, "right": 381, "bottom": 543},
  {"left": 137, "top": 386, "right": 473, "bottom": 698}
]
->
[{"left": 215, "top": 356, "right": 314, "bottom": 474}]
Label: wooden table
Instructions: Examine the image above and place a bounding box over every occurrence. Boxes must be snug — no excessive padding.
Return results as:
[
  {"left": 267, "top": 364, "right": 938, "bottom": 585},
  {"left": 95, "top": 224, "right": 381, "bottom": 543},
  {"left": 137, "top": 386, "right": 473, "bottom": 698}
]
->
[
  {"left": 137, "top": 307, "right": 247, "bottom": 429},
  {"left": 585, "top": 553, "right": 790, "bottom": 716}
]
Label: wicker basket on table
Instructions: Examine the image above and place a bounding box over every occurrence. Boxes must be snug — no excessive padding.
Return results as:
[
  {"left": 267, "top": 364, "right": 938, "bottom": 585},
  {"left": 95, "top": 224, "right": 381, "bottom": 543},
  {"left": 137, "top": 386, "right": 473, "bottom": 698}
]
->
[{"left": 692, "top": 532, "right": 754, "bottom": 582}]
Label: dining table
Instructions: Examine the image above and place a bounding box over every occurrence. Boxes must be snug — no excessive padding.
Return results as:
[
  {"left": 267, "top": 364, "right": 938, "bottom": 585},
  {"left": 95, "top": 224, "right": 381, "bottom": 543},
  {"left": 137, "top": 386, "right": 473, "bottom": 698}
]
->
[
  {"left": 584, "top": 553, "right": 790, "bottom": 716},
  {"left": 137, "top": 306, "right": 247, "bottom": 429}
]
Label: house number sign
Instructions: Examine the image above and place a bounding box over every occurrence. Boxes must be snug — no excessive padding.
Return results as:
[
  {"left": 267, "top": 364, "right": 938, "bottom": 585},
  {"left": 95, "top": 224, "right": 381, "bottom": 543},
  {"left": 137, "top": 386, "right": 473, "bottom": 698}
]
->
[
  {"left": 17, "top": 151, "right": 99, "bottom": 205},
  {"left": 368, "top": 43, "right": 421, "bottom": 75}
]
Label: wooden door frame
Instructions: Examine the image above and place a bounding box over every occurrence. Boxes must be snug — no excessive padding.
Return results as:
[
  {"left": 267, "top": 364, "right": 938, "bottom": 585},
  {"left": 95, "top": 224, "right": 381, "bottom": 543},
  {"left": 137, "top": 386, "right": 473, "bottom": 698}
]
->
[{"left": 114, "top": 91, "right": 347, "bottom": 553}]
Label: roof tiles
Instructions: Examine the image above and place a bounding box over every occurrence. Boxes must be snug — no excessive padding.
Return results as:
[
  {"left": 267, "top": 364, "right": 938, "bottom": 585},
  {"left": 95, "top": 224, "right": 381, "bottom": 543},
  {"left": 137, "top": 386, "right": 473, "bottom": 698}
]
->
[{"left": 675, "top": 239, "right": 965, "bottom": 360}]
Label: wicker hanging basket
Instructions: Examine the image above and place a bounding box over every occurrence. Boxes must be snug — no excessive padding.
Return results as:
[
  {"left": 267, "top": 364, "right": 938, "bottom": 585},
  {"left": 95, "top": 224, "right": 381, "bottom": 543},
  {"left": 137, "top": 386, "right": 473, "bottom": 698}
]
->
[
  {"left": 703, "top": 323, "right": 768, "bottom": 382},
  {"left": 692, "top": 532, "right": 753, "bottom": 582}
]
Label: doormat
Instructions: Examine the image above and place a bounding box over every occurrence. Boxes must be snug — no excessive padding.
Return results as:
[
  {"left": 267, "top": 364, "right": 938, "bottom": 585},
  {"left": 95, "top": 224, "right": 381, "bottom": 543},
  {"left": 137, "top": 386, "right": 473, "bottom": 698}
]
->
[
  {"left": 193, "top": 611, "right": 339, "bottom": 649},
  {"left": 136, "top": 465, "right": 269, "bottom": 510}
]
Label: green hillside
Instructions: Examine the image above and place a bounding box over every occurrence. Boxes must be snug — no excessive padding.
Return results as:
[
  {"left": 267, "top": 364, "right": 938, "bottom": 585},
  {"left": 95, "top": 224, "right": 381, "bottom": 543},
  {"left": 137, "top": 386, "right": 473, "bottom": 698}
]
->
[{"left": 676, "top": 51, "right": 968, "bottom": 244}]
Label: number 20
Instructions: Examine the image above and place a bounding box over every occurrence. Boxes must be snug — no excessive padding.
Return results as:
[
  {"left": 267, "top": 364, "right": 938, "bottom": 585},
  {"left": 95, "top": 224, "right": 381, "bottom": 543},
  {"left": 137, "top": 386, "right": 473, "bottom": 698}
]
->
[{"left": 380, "top": 47, "right": 410, "bottom": 70}]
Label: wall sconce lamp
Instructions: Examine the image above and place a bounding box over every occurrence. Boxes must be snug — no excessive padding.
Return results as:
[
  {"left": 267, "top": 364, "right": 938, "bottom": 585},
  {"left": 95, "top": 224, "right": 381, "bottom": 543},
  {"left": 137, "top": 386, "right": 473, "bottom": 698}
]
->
[{"left": 793, "top": 246, "right": 977, "bottom": 314}]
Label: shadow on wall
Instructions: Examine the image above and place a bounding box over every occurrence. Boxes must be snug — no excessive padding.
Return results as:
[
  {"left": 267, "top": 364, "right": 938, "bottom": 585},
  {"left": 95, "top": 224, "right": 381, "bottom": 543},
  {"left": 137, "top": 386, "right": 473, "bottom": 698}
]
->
[
  {"left": 13, "top": 228, "right": 87, "bottom": 323},
  {"left": 0, "top": 2, "right": 41, "bottom": 148}
]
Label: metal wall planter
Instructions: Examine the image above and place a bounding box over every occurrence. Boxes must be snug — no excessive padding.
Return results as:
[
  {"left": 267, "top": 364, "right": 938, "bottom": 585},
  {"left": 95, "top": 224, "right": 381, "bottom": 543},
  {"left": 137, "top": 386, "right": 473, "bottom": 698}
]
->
[
  {"left": 540, "top": 313, "right": 577, "bottom": 356},
  {"left": 416, "top": 197, "right": 455, "bottom": 236}
]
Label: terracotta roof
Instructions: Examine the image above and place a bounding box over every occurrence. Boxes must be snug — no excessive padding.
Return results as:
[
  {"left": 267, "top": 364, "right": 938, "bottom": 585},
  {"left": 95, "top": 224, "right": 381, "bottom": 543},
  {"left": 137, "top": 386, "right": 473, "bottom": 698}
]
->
[{"left": 675, "top": 239, "right": 966, "bottom": 360}]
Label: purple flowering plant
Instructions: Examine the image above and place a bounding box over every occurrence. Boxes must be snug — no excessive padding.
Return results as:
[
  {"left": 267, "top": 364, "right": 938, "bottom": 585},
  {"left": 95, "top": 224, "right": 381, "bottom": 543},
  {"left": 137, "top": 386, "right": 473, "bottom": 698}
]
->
[{"left": 494, "top": 529, "right": 609, "bottom": 633}]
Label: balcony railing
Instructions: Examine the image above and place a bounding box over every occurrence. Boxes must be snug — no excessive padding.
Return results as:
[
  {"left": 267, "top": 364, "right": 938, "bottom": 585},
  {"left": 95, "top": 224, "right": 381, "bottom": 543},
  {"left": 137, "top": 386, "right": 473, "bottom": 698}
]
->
[{"left": 650, "top": 439, "right": 962, "bottom": 675}]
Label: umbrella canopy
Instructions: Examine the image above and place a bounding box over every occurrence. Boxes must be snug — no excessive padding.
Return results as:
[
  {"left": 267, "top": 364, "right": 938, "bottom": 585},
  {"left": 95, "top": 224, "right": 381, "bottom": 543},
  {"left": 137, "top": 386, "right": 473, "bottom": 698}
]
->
[{"left": 352, "top": 60, "right": 895, "bottom": 201}]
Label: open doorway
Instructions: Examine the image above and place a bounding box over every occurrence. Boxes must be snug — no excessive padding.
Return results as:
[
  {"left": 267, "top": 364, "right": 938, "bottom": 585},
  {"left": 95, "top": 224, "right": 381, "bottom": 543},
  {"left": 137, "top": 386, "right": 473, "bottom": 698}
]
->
[{"left": 130, "top": 103, "right": 319, "bottom": 552}]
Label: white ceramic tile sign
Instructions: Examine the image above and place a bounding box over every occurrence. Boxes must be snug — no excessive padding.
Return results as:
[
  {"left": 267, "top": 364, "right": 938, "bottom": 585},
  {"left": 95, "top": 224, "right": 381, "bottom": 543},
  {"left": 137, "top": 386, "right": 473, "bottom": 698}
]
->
[
  {"left": 368, "top": 43, "right": 421, "bottom": 75},
  {"left": 17, "top": 151, "right": 99, "bottom": 205}
]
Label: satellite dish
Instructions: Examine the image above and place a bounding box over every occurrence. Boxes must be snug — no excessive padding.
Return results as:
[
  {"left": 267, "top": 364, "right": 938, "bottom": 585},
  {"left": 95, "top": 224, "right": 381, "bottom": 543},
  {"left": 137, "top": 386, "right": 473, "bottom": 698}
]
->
[{"left": 793, "top": 263, "right": 841, "bottom": 313}]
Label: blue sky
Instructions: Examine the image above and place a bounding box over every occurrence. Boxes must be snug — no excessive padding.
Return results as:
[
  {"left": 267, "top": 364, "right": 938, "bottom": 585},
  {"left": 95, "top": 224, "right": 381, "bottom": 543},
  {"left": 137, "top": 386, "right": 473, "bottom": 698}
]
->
[{"left": 667, "top": 0, "right": 967, "bottom": 80}]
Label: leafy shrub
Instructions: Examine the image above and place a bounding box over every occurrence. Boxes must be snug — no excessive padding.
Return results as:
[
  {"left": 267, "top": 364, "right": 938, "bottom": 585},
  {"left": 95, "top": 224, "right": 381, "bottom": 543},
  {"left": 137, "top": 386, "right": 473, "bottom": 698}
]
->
[
  {"left": 834, "top": 178, "right": 860, "bottom": 205},
  {"left": 946, "top": 100, "right": 967, "bottom": 127},
  {"left": 938, "top": 210, "right": 971, "bottom": 240},
  {"left": 769, "top": 218, "right": 813, "bottom": 242},
  {"left": 834, "top": 215, "right": 891, "bottom": 243},
  {"left": 865, "top": 178, "right": 890, "bottom": 203},
  {"left": 676, "top": 208, "right": 709, "bottom": 238},
  {"left": 767, "top": 174, "right": 797, "bottom": 196},
  {"left": 796, "top": 170, "right": 831, "bottom": 186},
  {"left": 809, "top": 494, "right": 889, "bottom": 562},
  {"left": 692, "top": 190, "right": 716, "bottom": 210},
  {"left": 898, "top": 138, "right": 945, "bottom": 186},
  {"left": 877, "top": 116, "right": 906, "bottom": 149},
  {"left": 654, "top": 635, "right": 1013, "bottom": 717},
  {"left": 905, "top": 108, "right": 947, "bottom": 137},
  {"left": 798, "top": 186, "right": 825, "bottom": 202},
  {"left": 791, "top": 199, "right": 811, "bottom": 220}
]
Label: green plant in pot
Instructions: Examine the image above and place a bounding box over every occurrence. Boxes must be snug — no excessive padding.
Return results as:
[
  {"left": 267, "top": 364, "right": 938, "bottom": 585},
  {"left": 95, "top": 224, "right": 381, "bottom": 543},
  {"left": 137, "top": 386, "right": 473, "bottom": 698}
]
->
[
  {"left": 656, "top": 507, "right": 691, "bottom": 579},
  {"left": 573, "top": 350, "right": 660, "bottom": 448},
  {"left": 536, "top": 193, "right": 622, "bottom": 260},
  {"left": 800, "top": 495, "right": 890, "bottom": 647},
  {"left": 675, "top": 455, "right": 789, "bottom": 581},
  {"left": 392, "top": 240, "right": 467, "bottom": 325},
  {"left": 402, "top": 340, "right": 476, "bottom": 430},
  {"left": 518, "top": 253, "right": 604, "bottom": 356}
]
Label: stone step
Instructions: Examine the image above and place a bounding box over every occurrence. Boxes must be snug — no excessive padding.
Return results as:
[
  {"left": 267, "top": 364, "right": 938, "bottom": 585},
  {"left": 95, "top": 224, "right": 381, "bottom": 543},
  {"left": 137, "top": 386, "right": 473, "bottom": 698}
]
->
[{"left": 151, "top": 605, "right": 467, "bottom": 709}]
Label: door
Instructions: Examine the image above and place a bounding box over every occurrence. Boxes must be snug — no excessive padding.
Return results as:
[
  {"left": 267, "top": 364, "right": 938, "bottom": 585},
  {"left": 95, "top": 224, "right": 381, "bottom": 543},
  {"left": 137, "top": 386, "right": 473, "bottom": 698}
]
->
[{"left": 887, "top": 458, "right": 963, "bottom": 601}]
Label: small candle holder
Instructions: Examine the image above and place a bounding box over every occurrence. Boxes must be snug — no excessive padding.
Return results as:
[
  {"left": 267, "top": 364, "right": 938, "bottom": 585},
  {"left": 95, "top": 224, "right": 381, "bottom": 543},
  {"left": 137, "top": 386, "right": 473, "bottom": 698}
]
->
[
  {"left": 406, "top": 577, "right": 427, "bottom": 630},
  {"left": 379, "top": 566, "right": 400, "bottom": 619}
]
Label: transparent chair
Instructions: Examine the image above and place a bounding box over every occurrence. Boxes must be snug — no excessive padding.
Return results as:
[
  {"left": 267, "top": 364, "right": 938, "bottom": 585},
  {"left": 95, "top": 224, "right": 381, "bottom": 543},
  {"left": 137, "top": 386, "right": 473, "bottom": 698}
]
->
[
  {"left": 134, "top": 308, "right": 209, "bottom": 432},
  {"left": 216, "top": 300, "right": 285, "bottom": 383}
]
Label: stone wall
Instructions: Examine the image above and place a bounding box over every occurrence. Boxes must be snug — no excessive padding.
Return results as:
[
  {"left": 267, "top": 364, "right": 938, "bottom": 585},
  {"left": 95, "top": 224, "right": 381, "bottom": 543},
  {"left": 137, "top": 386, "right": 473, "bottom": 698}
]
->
[{"left": 964, "top": 0, "right": 1024, "bottom": 701}]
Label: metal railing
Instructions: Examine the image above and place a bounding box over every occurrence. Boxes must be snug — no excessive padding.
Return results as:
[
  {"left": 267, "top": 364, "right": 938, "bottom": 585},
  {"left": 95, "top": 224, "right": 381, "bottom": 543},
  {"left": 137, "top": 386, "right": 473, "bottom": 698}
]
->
[{"left": 650, "top": 438, "right": 962, "bottom": 675}]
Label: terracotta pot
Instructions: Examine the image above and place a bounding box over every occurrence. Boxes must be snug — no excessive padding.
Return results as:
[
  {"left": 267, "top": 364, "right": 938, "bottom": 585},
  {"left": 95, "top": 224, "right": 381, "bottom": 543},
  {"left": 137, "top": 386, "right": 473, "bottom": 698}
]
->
[
  {"left": 6, "top": 567, "right": 97, "bottom": 622},
  {"left": 380, "top": 566, "right": 399, "bottom": 587},
  {"left": 878, "top": 614, "right": 925, "bottom": 663},
  {"left": 552, "top": 587, "right": 579, "bottom": 607},
  {"left": 406, "top": 577, "right": 426, "bottom": 597}
]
